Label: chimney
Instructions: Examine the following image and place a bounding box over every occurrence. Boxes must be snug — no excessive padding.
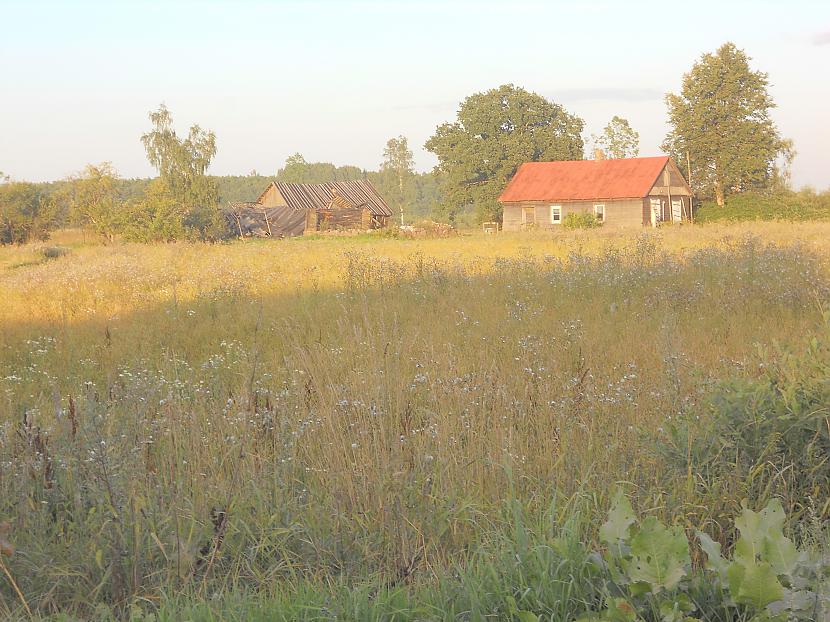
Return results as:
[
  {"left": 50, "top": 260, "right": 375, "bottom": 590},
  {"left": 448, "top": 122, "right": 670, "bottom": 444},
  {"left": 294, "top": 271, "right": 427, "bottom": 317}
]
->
[{"left": 593, "top": 148, "right": 606, "bottom": 160}]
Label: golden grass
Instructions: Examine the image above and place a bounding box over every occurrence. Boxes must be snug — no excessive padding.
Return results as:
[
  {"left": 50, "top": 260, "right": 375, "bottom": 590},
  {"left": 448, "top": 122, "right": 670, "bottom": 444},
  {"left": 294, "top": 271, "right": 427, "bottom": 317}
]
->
[{"left": 0, "top": 222, "right": 828, "bottom": 613}]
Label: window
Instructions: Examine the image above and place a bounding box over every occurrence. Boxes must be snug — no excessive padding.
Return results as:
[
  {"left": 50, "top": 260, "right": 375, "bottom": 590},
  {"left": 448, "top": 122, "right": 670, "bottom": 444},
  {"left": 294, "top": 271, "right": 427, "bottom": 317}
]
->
[
  {"left": 550, "top": 205, "right": 562, "bottom": 224},
  {"left": 593, "top": 204, "right": 605, "bottom": 222}
]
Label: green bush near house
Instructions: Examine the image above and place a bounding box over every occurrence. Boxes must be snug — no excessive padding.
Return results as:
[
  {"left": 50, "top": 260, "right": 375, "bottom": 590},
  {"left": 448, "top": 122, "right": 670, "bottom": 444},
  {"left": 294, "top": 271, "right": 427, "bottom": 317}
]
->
[{"left": 562, "top": 212, "right": 603, "bottom": 229}]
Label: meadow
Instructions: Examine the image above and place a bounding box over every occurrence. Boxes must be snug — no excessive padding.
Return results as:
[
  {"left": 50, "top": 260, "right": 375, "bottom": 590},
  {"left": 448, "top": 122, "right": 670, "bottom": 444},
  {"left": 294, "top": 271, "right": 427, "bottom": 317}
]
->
[{"left": 1, "top": 223, "right": 829, "bottom": 620}]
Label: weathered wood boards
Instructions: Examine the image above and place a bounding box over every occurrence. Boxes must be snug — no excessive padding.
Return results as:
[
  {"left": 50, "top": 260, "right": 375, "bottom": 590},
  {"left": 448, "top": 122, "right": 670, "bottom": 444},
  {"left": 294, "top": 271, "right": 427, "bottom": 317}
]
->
[{"left": 227, "top": 180, "right": 392, "bottom": 237}]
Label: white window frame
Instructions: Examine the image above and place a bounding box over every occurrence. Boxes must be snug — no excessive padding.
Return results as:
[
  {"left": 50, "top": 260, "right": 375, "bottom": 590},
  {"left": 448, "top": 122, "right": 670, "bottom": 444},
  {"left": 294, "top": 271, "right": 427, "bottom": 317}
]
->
[
  {"left": 550, "top": 205, "right": 562, "bottom": 224},
  {"left": 593, "top": 203, "right": 605, "bottom": 223}
]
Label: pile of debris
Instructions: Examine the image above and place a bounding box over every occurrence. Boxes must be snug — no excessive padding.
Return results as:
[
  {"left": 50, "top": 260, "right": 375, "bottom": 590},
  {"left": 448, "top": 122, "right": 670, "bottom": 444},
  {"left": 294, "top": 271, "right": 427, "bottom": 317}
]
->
[{"left": 399, "top": 221, "right": 458, "bottom": 239}]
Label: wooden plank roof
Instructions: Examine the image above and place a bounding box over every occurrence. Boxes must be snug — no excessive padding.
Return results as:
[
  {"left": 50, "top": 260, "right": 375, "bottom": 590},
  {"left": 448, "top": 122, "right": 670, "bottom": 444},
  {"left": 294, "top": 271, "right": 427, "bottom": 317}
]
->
[
  {"left": 257, "top": 180, "right": 392, "bottom": 217},
  {"left": 499, "top": 156, "right": 676, "bottom": 202}
]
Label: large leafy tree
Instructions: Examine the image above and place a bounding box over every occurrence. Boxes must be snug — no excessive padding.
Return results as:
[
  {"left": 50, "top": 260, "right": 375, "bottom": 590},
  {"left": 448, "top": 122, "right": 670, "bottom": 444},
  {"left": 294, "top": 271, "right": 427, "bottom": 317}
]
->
[
  {"left": 140, "top": 104, "right": 220, "bottom": 239},
  {"left": 662, "top": 43, "right": 791, "bottom": 206},
  {"left": 593, "top": 116, "right": 639, "bottom": 159},
  {"left": 54, "top": 163, "right": 123, "bottom": 242},
  {"left": 425, "top": 84, "right": 584, "bottom": 222},
  {"left": 379, "top": 136, "right": 415, "bottom": 225}
]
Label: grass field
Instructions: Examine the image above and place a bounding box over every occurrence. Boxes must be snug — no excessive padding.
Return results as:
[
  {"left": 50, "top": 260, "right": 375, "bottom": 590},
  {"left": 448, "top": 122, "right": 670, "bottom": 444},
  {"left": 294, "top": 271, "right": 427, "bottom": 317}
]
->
[{"left": 1, "top": 223, "right": 829, "bottom": 620}]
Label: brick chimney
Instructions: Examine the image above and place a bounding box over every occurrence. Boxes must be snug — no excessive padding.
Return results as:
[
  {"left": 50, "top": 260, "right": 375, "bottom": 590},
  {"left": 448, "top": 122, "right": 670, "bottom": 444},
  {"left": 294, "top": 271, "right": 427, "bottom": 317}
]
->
[{"left": 593, "top": 148, "right": 606, "bottom": 160}]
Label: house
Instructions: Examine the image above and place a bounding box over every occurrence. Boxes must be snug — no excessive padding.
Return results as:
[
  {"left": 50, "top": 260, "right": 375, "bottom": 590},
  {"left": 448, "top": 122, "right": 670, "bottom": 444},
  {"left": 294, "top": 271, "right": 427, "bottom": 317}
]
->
[
  {"left": 227, "top": 180, "right": 392, "bottom": 237},
  {"left": 498, "top": 156, "right": 693, "bottom": 230}
]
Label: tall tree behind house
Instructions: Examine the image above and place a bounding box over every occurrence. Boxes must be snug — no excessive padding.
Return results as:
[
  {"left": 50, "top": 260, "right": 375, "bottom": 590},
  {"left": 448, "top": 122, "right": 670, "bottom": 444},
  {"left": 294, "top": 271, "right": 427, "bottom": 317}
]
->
[{"left": 662, "top": 42, "right": 792, "bottom": 206}]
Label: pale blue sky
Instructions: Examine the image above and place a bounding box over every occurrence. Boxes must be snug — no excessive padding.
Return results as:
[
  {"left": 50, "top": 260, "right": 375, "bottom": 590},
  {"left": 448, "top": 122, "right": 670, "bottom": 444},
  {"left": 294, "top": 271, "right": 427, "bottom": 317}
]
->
[{"left": 2, "top": 0, "right": 828, "bottom": 189}]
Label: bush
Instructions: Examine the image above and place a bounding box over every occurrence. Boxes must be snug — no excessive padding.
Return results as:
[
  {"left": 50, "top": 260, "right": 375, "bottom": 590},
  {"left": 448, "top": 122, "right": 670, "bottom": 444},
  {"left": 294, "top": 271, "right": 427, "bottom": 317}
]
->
[
  {"left": 696, "top": 190, "right": 830, "bottom": 223},
  {"left": 41, "top": 246, "right": 70, "bottom": 260},
  {"left": 0, "top": 182, "right": 61, "bottom": 245},
  {"left": 562, "top": 212, "right": 603, "bottom": 229}
]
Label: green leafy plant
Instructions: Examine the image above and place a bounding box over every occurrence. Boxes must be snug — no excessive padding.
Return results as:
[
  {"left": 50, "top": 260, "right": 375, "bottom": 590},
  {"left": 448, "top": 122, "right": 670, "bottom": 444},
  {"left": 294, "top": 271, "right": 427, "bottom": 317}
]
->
[
  {"left": 562, "top": 212, "right": 603, "bottom": 229},
  {"left": 580, "top": 492, "right": 828, "bottom": 621}
]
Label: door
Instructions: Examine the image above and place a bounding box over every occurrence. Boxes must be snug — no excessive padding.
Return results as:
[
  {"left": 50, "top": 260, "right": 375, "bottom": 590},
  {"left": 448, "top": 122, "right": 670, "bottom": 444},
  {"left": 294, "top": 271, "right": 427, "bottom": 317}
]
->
[
  {"left": 671, "top": 199, "right": 682, "bottom": 223},
  {"left": 650, "top": 198, "right": 661, "bottom": 227},
  {"left": 522, "top": 207, "right": 536, "bottom": 227}
]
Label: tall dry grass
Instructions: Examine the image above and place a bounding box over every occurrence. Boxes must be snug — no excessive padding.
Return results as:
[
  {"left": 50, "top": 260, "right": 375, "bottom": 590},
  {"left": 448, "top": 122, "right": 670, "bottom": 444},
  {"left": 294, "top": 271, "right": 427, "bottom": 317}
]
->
[{"left": 0, "top": 224, "right": 828, "bottom": 616}]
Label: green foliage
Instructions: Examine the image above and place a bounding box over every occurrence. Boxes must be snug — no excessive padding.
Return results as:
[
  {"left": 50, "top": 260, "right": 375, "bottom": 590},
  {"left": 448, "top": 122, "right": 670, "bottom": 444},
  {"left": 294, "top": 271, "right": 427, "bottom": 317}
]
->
[
  {"left": 52, "top": 163, "right": 124, "bottom": 242},
  {"left": 663, "top": 319, "right": 830, "bottom": 520},
  {"left": 563, "top": 212, "right": 603, "bottom": 229},
  {"left": 425, "top": 84, "right": 584, "bottom": 223},
  {"left": 0, "top": 180, "right": 60, "bottom": 244},
  {"left": 588, "top": 494, "right": 828, "bottom": 621},
  {"left": 121, "top": 179, "right": 188, "bottom": 242},
  {"left": 695, "top": 189, "right": 830, "bottom": 223},
  {"left": 378, "top": 135, "right": 416, "bottom": 225},
  {"left": 663, "top": 43, "right": 791, "bottom": 205},
  {"left": 593, "top": 116, "right": 640, "bottom": 159},
  {"left": 134, "top": 105, "right": 221, "bottom": 241},
  {"left": 276, "top": 153, "right": 365, "bottom": 184}
]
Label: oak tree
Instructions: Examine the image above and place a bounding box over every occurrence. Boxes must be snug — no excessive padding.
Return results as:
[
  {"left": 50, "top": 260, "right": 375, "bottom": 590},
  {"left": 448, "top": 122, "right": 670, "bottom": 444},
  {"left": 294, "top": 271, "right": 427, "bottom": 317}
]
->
[{"left": 426, "top": 84, "right": 584, "bottom": 223}]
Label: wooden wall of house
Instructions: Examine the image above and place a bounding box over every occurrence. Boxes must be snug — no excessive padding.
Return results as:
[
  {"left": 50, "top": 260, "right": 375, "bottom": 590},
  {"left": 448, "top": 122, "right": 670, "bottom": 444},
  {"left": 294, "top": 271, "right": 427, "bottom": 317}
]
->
[
  {"left": 648, "top": 162, "right": 692, "bottom": 198},
  {"left": 644, "top": 195, "right": 692, "bottom": 224},
  {"left": 259, "top": 184, "right": 288, "bottom": 208},
  {"left": 319, "top": 205, "right": 369, "bottom": 230},
  {"left": 502, "top": 199, "right": 644, "bottom": 230}
]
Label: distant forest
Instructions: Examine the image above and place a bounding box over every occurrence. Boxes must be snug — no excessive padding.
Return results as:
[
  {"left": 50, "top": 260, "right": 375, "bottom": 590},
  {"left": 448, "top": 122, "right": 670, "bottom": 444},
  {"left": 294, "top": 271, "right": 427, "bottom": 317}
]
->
[{"left": 29, "top": 161, "right": 445, "bottom": 224}]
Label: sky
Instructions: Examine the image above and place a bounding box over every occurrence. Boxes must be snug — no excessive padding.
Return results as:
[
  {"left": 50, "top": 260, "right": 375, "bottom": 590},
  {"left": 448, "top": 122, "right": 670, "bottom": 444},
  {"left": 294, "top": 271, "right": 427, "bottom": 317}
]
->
[{"left": 1, "top": 0, "right": 829, "bottom": 189}]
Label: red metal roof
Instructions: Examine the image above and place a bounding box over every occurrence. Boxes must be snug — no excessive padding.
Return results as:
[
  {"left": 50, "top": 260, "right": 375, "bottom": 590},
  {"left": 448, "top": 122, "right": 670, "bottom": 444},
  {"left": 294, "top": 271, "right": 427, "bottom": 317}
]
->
[{"left": 498, "top": 156, "right": 670, "bottom": 202}]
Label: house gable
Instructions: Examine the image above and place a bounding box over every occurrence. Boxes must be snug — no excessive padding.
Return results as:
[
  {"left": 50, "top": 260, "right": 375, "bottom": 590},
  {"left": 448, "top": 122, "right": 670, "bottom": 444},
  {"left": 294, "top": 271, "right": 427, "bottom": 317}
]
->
[{"left": 647, "top": 159, "right": 693, "bottom": 197}]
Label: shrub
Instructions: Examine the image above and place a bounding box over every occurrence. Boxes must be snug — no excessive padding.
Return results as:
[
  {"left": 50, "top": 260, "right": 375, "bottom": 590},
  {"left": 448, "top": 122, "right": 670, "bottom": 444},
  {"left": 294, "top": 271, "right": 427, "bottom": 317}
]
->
[
  {"left": 562, "top": 212, "right": 603, "bottom": 229},
  {"left": 0, "top": 181, "right": 61, "bottom": 245},
  {"left": 41, "top": 246, "right": 70, "bottom": 260},
  {"left": 696, "top": 190, "right": 830, "bottom": 223}
]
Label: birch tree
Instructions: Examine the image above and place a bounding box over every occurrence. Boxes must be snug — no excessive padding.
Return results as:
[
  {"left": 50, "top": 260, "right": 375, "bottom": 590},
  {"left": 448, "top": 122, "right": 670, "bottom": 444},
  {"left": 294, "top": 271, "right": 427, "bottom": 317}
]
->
[{"left": 380, "top": 136, "right": 415, "bottom": 225}]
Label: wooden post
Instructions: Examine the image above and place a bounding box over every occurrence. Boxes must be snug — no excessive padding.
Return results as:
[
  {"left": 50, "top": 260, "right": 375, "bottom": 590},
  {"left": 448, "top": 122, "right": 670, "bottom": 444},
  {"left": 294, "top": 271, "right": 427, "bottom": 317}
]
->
[{"left": 262, "top": 208, "right": 273, "bottom": 237}]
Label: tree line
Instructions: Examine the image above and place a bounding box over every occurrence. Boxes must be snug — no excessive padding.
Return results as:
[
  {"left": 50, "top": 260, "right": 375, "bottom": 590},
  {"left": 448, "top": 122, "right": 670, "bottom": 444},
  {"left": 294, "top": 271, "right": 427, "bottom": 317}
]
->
[{"left": 0, "top": 41, "right": 802, "bottom": 244}]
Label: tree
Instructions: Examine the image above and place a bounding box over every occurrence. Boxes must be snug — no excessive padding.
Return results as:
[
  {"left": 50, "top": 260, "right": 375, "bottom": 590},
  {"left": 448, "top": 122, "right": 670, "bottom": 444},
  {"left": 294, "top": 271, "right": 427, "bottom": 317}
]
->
[
  {"left": 122, "top": 179, "right": 186, "bottom": 242},
  {"left": 593, "top": 116, "right": 639, "bottom": 159},
  {"left": 139, "top": 104, "right": 220, "bottom": 239},
  {"left": 54, "top": 163, "right": 122, "bottom": 242},
  {"left": 276, "top": 153, "right": 365, "bottom": 184},
  {"left": 425, "top": 84, "right": 584, "bottom": 222},
  {"left": 0, "top": 181, "right": 58, "bottom": 245},
  {"left": 662, "top": 43, "right": 790, "bottom": 206},
  {"left": 379, "top": 136, "right": 415, "bottom": 225}
]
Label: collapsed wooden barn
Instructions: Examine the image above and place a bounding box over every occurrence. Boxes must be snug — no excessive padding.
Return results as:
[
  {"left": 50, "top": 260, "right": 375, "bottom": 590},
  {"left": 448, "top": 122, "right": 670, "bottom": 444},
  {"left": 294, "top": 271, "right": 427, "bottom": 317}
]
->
[{"left": 226, "top": 180, "right": 392, "bottom": 237}]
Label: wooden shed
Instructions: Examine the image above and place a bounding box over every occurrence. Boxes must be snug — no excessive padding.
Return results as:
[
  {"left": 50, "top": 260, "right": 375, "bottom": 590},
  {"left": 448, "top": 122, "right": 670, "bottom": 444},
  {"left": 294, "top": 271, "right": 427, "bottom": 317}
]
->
[
  {"left": 498, "top": 156, "right": 693, "bottom": 230},
  {"left": 227, "top": 180, "right": 392, "bottom": 237}
]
